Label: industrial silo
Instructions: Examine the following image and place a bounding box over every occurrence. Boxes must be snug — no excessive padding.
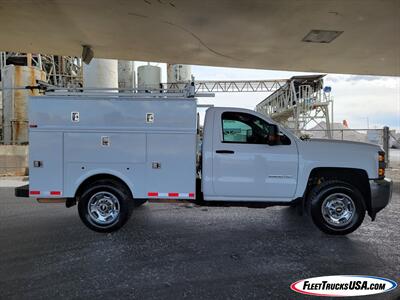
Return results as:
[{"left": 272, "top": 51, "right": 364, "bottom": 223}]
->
[
  {"left": 83, "top": 58, "right": 118, "bottom": 89},
  {"left": 137, "top": 64, "right": 161, "bottom": 91},
  {"left": 167, "top": 64, "right": 191, "bottom": 83},
  {"left": 118, "top": 60, "right": 135, "bottom": 91}
]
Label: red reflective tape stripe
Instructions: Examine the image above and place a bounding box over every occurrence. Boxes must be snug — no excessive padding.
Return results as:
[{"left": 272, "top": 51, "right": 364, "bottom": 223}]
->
[
  {"left": 50, "top": 191, "right": 61, "bottom": 196},
  {"left": 148, "top": 192, "right": 194, "bottom": 198},
  {"left": 30, "top": 190, "right": 40, "bottom": 195}
]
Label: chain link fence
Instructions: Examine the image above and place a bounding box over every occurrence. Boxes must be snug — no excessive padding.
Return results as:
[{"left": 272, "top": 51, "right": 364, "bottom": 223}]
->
[{"left": 301, "top": 128, "right": 384, "bottom": 143}]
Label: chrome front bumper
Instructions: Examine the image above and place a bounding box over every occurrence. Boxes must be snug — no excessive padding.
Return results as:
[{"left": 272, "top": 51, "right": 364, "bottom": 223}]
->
[{"left": 369, "top": 178, "right": 393, "bottom": 219}]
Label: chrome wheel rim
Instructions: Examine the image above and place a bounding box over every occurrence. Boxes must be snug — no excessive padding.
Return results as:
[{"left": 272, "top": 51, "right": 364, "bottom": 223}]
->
[
  {"left": 88, "top": 191, "right": 120, "bottom": 225},
  {"left": 321, "top": 193, "right": 355, "bottom": 226}
]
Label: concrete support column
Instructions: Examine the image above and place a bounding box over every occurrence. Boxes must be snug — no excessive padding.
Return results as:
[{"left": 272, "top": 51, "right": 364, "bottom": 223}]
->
[{"left": 1, "top": 65, "right": 45, "bottom": 144}]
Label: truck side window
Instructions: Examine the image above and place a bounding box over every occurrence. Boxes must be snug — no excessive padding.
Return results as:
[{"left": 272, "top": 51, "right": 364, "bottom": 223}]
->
[{"left": 221, "top": 112, "right": 291, "bottom": 145}]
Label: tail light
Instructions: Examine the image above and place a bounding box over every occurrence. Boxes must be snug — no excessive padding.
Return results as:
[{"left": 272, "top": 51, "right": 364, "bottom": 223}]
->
[{"left": 378, "top": 151, "right": 385, "bottom": 179}]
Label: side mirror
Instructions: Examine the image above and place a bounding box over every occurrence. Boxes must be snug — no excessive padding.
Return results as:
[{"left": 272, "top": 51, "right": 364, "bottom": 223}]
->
[
  {"left": 267, "top": 124, "right": 279, "bottom": 145},
  {"left": 271, "top": 124, "right": 278, "bottom": 136}
]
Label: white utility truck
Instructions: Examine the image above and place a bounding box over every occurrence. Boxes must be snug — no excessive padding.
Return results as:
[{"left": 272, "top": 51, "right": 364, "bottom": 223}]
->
[{"left": 15, "top": 85, "right": 392, "bottom": 235}]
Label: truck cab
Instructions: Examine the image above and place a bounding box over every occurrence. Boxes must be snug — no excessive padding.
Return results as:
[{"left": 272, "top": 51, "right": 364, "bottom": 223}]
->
[
  {"left": 200, "top": 107, "right": 392, "bottom": 234},
  {"left": 202, "top": 107, "right": 298, "bottom": 202}
]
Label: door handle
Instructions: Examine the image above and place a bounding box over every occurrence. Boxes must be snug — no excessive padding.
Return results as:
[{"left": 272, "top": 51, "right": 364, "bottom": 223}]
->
[{"left": 215, "top": 150, "right": 235, "bottom": 154}]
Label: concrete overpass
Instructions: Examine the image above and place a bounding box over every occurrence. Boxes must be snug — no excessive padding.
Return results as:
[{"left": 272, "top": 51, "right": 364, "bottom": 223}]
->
[{"left": 0, "top": 0, "right": 399, "bottom": 75}]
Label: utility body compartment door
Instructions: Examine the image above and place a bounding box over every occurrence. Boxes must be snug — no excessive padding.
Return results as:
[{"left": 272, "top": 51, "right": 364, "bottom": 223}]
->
[
  {"left": 29, "top": 131, "right": 63, "bottom": 196},
  {"left": 211, "top": 109, "right": 298, "bottom": 200}
]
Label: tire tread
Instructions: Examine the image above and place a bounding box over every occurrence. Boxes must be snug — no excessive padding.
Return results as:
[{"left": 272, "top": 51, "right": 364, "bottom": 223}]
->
[{"left": 308, "top": 180, "right": 366, "bottom": 235}]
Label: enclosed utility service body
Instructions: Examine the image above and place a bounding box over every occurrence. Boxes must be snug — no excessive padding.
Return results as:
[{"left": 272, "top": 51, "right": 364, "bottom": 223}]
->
[
  {"left": 17, "top": 93, "right": 392, "bottom": 235},
  {"left": 28, "top": 96, "right": 197, "bottom": 200}
]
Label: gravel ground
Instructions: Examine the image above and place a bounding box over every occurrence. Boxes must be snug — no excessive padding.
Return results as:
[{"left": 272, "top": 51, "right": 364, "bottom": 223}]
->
[{"left": 0, "top": 185, "right": 399, "bottom": 300}]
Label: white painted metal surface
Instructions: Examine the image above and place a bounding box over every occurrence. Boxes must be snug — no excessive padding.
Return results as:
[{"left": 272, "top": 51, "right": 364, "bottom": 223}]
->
[
  {"left": 211, "top": 108, "right": 298, "bottom": 199},
  {"left": 29, "top": 95, "right": 197, "bottom": 199},
  {"left": 295, "top": 138, "right": 382, "bottom": 197},
  {"left": 201, "top": 107, "right": 382, "bottom": 202},
  {"left": 28, "top": 93, "right": 382, "bottom": 204}
]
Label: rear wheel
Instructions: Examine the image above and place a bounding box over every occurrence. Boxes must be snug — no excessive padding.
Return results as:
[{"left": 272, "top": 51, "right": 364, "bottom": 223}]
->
[
  {"left": 308, "top": 180, "right": 366, "bottom": 235},
  {"left": 78, "top": 179, "right": 133, "bottom": 232}
]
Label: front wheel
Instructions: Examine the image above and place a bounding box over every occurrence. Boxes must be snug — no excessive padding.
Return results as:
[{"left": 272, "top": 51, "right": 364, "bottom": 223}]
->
[
  {"left": 78, "top": 179, "right": 133, "bottom": 232},
  {"left": 308, "top": 180, "right": 366, "bottom": 235}
]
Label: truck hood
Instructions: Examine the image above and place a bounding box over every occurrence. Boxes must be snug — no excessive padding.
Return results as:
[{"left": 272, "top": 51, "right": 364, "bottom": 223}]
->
[
  {"left": 296, "top": 137, "right": 382, "bottom": 179},
  {"left": 304, "top": 138, "right": 382, "bottom": 151}
]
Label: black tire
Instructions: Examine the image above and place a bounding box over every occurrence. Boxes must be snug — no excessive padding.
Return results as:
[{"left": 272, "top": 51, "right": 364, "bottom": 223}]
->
[
  {"left": 78, "top": 179, "right": 133, "bottom": 233},
  {"left": 308, "top": 180, "right": 366, "bottom": 235}
]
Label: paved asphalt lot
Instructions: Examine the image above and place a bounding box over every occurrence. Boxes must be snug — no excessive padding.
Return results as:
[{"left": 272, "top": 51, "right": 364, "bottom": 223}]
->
[{"left": 0, "top": 184, "right": 399, "bottom": 300}]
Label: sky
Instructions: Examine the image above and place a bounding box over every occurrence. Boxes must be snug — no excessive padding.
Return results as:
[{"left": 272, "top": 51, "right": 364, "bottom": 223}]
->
[{"left": 135, "top": 62, "right": 400, "bottom": 131}]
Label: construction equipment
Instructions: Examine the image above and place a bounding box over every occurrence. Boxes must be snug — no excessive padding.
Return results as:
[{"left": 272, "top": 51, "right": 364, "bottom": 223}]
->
[{"left": 256, "top": 75, "right": 333, "bottom": 138}]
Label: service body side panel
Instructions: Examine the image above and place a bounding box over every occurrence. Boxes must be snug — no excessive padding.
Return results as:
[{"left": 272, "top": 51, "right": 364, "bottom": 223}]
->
[
  {"left": 63, "top": 132, "right": 147, "bottom": 197},
  {"left": 201, "top": 108, "right": 215, "bottom": 197},
  {"left": 29, "top": 96, "right": 197, "bottom": 199},
  {"left": 29, "top": 131, "right": 63, "bottom": 196},
  {"left": 147, "top": 133, "right": 196, "bottom": 197}
]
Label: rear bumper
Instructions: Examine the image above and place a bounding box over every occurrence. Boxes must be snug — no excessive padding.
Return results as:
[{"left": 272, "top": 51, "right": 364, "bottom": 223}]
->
[
  {"left": 15, "top": 184, "right": 29, "bottom": 197},
  {"left": 369, "top": 178, "right": 392, "bottom": 219}
]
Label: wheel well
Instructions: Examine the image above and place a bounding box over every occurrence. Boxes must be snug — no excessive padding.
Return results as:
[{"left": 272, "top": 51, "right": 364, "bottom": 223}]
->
[
  {"left": 75, "top": 174, "right": 133, "bottom": 200},
  {"left": 306, "top": 167, "right": 371, "bottom": 213}
]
